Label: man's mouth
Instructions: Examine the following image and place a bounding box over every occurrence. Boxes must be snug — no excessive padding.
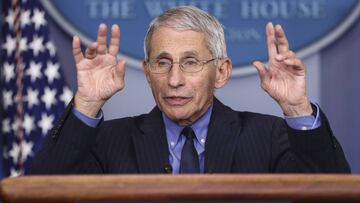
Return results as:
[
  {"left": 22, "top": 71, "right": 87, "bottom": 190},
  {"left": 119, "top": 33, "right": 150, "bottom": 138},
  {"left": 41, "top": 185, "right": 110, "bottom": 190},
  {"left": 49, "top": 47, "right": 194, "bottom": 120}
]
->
[{"left": 164, "top": 96, "right": 192, "bottom": 106}]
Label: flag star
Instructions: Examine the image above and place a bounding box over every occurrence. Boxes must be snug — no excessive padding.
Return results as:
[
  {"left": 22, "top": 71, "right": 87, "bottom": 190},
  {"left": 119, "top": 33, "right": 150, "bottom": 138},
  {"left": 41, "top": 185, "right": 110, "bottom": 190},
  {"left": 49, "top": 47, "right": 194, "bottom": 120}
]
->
[
  {"left": 2, "top": 118, "right": 11, "bottom": 134},
  {"left": 32, "top": 8, "right": 46, "bottom": 30},
  {"left": 10, "top": 168, "right": 22, "bottom": 177},
  {"left": 26, "top": 61, "right": 42, "bottom": 82},
  {"left": 46, "top": 42, "right": 56, "bottom": 56},
  {"left": 23, "top": 114, "right": 35, "bottom": 135},
  {"left": 38, "top": 113, "right": 54, "bottom": 135},
  {"left": 11, "top": 118, "right": 21, "bottom": 136},
  {"left": 41, "top": 87, "right": 57, "bottom": 109},
  {"left": 29, "top": 36, "right": 45, "bottom": 56},
  {"left": 3, "top": 35, "right": 16, "bottom": 56},
  {"left": 19, "top": 37, "right": 28, "bottom": 52},
  {"left": 21, "top": 9, "right": 31, "bottom": 28},
  {"left": 3, "top": 90, "right": 14, "bottom": 108},
  {"left": 45, "top": 61, "right": 60, "bottom": 83},
  {"left": 5, "top": 9, "right": 14, "bottom": 29},
  {"left": 21, "top": 140, "right": 34, "bottom": 162},
  {"left": 3, "top": 62, "right": 15, "bottom": 82},
  {"left": 8, "top": 141, "right": 34, "bottom": 167},
  {"left": 9, "top": 142, "right": 20, "bottom": 165},
  {"left": 60, "top": 87, "right": 73, "bottom": 105},
  {"left": 25, "top": 88, "right": 40, "bottom": 108}
]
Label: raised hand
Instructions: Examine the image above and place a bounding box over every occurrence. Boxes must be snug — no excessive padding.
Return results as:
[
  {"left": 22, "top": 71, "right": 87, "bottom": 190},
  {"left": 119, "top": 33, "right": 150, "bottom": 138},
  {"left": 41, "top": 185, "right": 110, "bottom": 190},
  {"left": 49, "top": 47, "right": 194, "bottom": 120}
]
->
[
  {"left": 253, "top": 22, "right": 312, "bottom": 116},
  {"left": 73, "top": 24, "right": 126, "bottom": 117}
]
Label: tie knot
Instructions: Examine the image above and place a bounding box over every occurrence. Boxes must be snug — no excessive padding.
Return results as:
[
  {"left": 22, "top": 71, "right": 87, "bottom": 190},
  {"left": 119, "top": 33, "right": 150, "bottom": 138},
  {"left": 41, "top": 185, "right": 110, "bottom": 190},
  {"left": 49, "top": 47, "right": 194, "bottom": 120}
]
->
[{"left": 181, "top": 127, "right": 195, "bottom": 140}]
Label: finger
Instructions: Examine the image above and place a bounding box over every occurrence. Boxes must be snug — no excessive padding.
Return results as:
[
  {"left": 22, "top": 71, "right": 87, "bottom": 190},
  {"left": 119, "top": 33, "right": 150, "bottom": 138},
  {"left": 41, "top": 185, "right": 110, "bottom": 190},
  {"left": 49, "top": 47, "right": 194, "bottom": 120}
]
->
[
  {"left": 283, "top": 58, "right": 306, "bottom": 76},
  {"left": 275, "top": 51, "right": 295, "bottom": 61},
  {"left": 108, "top": 24, "right": 120, "bottom": 57},
  {"left": 253, "top": 61, "right": 269, "bottom": 82},
  {"left": 275, "top": 24, "right": 289, "bottom": 53},
  {"left": 85, "top": 42, "right": 98, "bottom": 59},
  {"left": 253, "top": 61, "right": 272, "bottom": 91},
  {"left": 266, "top": 22, "right": 278, "bottom": 59},
  {"left": 114, "top": 59, "right": 126, "bottom": 91},
  {"left": 72, "top": 36, "right": 84, "bottom": 64},
  {"left": 96, "top": 23, "right": 107, "bottom": 55},
  {"left": 283, "top": 58, "right": 303, "bottom": 68}
]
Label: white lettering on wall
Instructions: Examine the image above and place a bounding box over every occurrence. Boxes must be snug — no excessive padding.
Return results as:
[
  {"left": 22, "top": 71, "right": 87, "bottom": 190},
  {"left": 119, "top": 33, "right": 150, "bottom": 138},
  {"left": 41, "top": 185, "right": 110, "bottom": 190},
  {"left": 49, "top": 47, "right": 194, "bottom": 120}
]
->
[
  {"left": 144, "top": 0, "right": 227, "bottom": 19},
  {"left": 226, "top": 28, "right": 261, "bottom": 42},
  {"left": 86, "top": 0, "right": 325, "bottom": 20},
  {"left": 240, "top": 0, "right": 325, "bottom": 19},
  {"left": 87, "top": 0, "right": 135, "bottom": 19}
]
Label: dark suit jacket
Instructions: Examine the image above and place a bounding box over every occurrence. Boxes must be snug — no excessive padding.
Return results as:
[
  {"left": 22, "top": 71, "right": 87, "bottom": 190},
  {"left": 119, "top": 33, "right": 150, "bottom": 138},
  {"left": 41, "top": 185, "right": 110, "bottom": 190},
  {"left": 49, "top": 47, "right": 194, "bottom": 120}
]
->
[{"left": 31, "top": 98, "right": 350, "bottom": 174}]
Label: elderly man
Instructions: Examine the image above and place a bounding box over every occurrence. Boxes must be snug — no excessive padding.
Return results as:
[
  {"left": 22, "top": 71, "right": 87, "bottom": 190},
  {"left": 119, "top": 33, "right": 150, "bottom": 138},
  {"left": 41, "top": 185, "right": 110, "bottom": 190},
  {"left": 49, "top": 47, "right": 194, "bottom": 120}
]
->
[{"left": 32, "top": 6, "right": 349, "bottom": 174}]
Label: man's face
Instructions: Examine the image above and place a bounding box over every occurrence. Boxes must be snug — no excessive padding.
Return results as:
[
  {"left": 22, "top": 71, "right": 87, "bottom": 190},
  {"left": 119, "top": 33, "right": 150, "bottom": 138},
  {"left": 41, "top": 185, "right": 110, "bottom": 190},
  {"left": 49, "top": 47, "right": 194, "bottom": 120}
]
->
[{"left": 143, "top": 27, "right": 219, "bottom": 126}]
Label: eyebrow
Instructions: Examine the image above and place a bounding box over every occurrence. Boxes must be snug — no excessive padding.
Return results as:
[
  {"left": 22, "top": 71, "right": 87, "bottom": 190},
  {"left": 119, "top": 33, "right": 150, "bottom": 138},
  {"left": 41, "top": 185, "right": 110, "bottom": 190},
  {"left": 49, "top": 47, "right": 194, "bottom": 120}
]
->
[
  {"left": 153, "top": 50, "right": 201, "bottom": 60},
  {"left": 181, "top": 50, "right": 200, "bottom": 58},
  {"left": 155, "top": 52, "right": 172, "bottom": 59}
]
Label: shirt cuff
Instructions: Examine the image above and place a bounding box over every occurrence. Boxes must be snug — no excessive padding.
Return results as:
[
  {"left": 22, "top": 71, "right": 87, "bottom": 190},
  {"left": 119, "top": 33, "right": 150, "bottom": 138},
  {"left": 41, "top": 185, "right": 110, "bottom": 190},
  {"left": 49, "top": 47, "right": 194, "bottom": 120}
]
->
[
  {"left": 284, "top": 103, "right": 321, "bottom": 130},
  {"left": 72, "top": 107, "right": 103, "bottom": 128}
]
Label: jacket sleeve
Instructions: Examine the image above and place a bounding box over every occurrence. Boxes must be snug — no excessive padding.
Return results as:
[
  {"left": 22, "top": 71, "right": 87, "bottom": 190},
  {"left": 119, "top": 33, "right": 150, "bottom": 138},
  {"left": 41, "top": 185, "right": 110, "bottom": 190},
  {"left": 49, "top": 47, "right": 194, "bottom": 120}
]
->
[
  {"left": 30, "top": 102, "right": 105, "bottom": 174},
  {"left": 271, "top": 108, "right": 351, "bottom": 173}
]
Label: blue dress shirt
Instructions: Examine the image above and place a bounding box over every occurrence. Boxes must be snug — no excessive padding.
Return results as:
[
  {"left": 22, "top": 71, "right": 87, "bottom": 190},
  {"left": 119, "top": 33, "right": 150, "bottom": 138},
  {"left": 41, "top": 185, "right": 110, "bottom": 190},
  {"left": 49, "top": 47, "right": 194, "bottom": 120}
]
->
[{"left": 162, "top": 104, "right": 213, "bottom": 174}]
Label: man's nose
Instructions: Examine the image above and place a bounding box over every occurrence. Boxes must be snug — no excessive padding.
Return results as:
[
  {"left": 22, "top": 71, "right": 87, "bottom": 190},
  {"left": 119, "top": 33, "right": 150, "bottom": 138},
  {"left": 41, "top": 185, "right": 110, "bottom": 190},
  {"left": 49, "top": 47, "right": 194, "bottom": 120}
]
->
[{"left": 167, "top": 63, "right": 185, "bottom": 88}]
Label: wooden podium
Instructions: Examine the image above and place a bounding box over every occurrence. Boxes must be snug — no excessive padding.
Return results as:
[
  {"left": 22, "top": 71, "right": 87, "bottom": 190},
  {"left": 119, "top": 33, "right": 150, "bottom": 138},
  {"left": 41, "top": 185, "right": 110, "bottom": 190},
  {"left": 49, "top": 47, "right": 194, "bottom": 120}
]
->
[{"left": 1, "top": 174, "right": 360, "bottom": 203}]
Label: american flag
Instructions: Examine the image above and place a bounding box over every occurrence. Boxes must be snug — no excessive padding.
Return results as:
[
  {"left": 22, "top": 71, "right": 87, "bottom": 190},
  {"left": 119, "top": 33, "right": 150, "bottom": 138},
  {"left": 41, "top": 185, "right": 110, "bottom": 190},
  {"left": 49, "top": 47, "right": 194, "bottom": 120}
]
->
[{"left": 1, "top": 0, "right": 73, "bottom": 177}]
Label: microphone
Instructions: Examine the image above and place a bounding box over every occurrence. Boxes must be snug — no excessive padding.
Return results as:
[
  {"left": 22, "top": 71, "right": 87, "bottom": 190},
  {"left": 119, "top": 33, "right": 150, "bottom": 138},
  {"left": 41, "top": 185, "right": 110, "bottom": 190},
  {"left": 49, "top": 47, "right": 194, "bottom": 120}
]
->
[{"left": 163, "top": 163, "right": 173, "bottom": 174}]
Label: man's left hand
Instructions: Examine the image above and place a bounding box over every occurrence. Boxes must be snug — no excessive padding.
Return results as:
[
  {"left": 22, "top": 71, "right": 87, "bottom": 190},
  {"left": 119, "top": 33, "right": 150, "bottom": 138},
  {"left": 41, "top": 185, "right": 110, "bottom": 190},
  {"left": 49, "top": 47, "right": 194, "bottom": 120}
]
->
[{"left": 253, "top": 22, "right": 313, "bottom": 116}]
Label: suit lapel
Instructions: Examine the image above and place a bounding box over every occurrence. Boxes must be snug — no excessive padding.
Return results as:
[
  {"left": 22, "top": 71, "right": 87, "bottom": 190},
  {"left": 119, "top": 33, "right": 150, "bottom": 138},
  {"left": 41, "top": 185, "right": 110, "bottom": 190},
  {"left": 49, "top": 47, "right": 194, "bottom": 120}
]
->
[
  {"left": 132, "top": 107, "right": 170, "bottom": 173},
  {"left": 131, "top": 98, "right": 242, "bottom": 174},
  {"left": 205, "top": 98, "right": 242, "bottom": 173}
]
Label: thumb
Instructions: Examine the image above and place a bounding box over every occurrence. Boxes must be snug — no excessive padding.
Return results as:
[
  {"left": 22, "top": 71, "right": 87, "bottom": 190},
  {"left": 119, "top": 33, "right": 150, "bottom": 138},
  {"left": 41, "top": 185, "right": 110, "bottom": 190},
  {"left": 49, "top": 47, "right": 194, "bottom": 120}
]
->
[
  {"left": 253, "top": 61, "right": 272, "bottom": 92},
  {"left": 253, "top": 61, "right": 268, "bottom": 82}
]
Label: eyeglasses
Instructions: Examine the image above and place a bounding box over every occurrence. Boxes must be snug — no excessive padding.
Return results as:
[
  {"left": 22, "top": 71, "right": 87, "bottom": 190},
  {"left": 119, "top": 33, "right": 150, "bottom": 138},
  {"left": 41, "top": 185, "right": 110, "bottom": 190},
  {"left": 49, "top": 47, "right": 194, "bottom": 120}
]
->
[{"left": 147, "top": 57, "right": 220, "bottom": 74}]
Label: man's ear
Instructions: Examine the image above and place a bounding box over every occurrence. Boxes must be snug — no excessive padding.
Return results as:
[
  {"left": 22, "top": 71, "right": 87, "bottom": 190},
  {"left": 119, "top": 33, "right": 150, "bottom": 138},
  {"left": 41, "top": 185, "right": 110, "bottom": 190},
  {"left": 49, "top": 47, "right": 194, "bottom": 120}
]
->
[
  {"left": 215, "top": 58, "right": 232, "bottom": 89},
  {"left": 143, "top": 60, "right": 151, "bottom": 84}
]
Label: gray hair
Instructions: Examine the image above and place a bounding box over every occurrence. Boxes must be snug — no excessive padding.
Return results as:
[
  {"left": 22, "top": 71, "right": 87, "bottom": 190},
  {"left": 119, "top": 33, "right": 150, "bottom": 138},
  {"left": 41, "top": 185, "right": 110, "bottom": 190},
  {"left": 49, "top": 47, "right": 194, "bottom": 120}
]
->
[{"left": 144, "top": 6, "right": 227, "bottom": 61}]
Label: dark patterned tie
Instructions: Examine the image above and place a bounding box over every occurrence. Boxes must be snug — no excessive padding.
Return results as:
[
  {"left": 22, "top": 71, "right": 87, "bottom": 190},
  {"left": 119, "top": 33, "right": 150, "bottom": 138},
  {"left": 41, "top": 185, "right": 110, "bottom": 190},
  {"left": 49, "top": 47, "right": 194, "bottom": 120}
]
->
[{"left": 180, "top": 127, "right": 200, "bottom": 173}]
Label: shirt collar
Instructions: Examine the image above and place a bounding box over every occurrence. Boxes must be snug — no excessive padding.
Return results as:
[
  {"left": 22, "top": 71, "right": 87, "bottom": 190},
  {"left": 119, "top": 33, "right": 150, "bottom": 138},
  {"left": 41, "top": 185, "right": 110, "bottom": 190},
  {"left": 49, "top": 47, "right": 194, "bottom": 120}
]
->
[{"left": 162, "top": 102, "right": 213, "bottom": 148}]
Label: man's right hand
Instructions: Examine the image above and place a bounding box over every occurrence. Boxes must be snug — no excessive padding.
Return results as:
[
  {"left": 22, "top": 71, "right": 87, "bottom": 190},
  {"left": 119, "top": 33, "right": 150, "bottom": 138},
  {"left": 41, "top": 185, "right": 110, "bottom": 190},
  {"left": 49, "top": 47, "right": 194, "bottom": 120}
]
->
[{"left": 72, "top": 24, "right": 126, "bottom": 117}]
